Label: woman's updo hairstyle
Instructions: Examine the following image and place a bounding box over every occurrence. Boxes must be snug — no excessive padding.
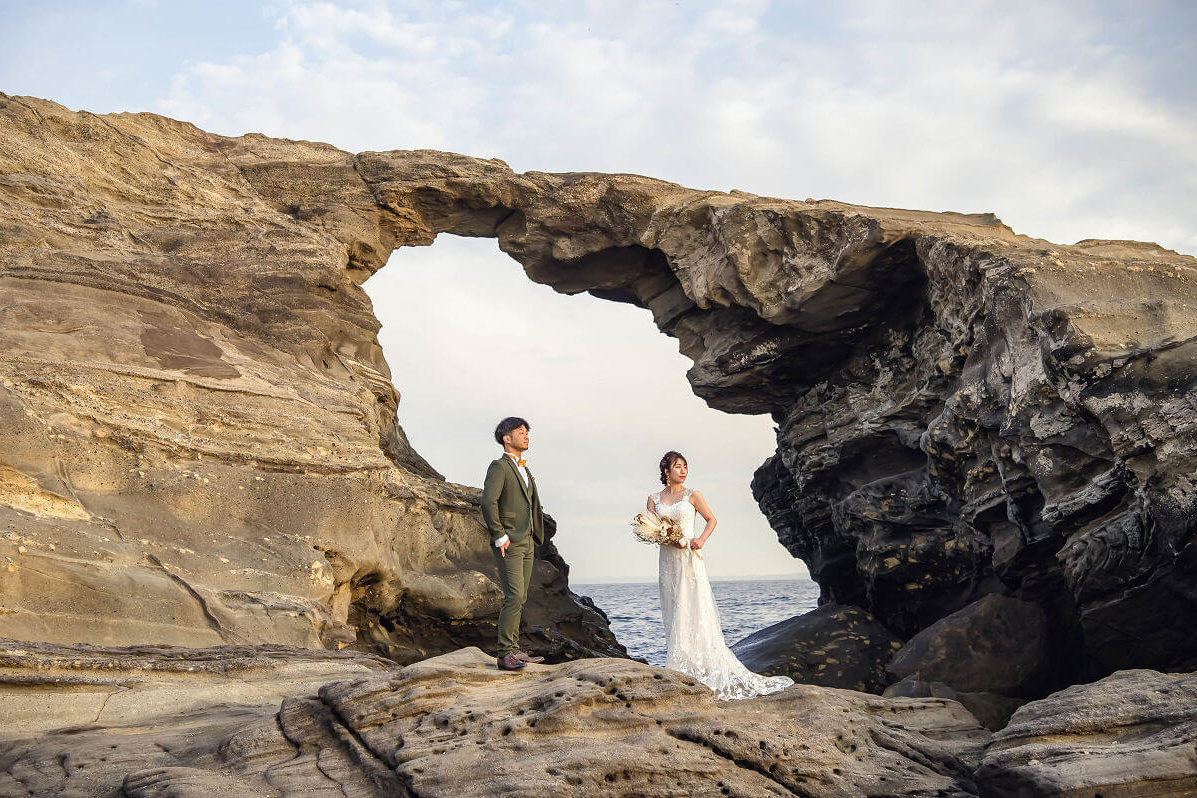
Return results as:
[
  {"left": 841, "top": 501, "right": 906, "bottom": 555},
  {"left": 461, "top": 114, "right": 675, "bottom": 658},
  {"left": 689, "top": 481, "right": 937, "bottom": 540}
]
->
[{"left": 659, "top": 451, "right": 687, "bottom": 486}]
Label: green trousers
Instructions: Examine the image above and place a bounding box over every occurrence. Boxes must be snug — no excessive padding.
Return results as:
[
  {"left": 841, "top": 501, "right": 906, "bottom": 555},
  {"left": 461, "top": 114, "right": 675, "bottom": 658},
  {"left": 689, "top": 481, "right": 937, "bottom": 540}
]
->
[{"left": 492, "top": 534, "right": 534, "bottom": 657}]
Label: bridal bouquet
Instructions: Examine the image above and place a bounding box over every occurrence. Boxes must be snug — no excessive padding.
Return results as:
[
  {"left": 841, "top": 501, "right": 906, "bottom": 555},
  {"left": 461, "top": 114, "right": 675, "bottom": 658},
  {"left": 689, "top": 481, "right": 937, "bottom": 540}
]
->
[{"left": 630, "top": 512, "right": 702, "bottom": 559}]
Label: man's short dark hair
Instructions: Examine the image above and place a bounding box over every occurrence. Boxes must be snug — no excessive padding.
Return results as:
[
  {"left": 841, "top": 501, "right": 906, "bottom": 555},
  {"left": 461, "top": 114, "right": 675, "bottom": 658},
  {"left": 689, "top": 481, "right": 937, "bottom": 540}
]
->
[{"left": 494, "top": 417, "right": 530, "bottom": 445}]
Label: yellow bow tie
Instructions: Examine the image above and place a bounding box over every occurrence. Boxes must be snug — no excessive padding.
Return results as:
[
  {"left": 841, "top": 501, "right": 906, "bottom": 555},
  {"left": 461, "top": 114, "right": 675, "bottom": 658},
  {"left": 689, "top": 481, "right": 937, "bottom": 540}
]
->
[{"left": 517, "top": 459, "right": 526, "bottom": 467}]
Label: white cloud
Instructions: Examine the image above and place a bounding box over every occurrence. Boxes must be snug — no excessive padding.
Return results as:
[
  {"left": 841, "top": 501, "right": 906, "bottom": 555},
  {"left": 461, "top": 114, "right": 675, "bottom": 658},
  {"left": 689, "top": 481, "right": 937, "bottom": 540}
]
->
[{"left": 155, "top": 1, "right": 1197, "bottom": 256}]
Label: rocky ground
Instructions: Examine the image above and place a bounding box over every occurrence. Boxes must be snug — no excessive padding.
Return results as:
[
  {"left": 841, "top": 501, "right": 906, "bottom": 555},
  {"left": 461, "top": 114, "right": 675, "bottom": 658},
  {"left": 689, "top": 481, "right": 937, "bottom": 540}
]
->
[
  {"left": 0, "top": 639, "right": 988, "bottom": 797},
  {"left": 3, "top": 640, "right": 1193, "bottom": 797}
]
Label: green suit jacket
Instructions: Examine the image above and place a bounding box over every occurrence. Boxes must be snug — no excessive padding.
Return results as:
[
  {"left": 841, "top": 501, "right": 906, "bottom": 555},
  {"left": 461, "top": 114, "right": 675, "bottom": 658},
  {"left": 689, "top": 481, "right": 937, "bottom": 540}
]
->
[{"left": 481, "top": 454, "right": 545, "bottom": 546}]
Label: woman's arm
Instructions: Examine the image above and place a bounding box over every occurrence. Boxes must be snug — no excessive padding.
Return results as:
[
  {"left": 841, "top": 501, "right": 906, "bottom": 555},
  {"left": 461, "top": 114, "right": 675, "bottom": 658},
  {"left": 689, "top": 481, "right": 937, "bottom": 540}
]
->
[{"left": 690, "top": 490, "right": 716, "bottom": 550}]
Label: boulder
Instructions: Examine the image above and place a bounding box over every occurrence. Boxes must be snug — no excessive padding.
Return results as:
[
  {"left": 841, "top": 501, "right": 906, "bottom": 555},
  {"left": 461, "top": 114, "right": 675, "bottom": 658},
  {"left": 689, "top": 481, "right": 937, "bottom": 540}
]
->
[
  {"left": 886, "top": 594, "right": 1049, "bottom": 696},
  {"left": 890, "top": 593, "right": 1048, "bottom": 698},
  {"left": 731, "top": 602, "right": 901, "bottom": 692},
  {"left": 977, "top": 669, "right": 1197, "bottom": 797}
]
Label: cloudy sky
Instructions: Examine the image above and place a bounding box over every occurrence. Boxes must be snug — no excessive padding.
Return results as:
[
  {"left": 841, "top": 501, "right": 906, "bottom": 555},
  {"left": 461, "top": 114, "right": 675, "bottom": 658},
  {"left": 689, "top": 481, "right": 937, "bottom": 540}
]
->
[{"left": 2, "top": 1, "right": 1194, "bottom": 582}]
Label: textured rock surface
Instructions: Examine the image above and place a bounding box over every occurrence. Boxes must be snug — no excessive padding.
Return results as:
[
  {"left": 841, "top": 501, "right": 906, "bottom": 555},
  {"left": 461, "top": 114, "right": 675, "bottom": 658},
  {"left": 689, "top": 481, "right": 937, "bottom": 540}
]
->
[
  {"left": 0, "top": 637, "right": 398, "bottom": 739},
  {"left": 748, "top": 226, "right": 1197, "bottom": 686},
  {"left": 0, "top": 93, "right": 620, "bottom": 662},
  {"left": 0, "top": 637, "right": 402, "bottom": 795},
  {"left": 977, "top": 669, "right": 1197, "bottom": 796},
  {"left": 730, "top": 603, "right": 901, "bottom": 693},
  {"left": 0, "top": 641, "right": 990, "bottom": 797},
  {"left": 885, "top": 678, "right": 1026, "bottom": 733},
  {"left": 886, "top": 594, "right": 1049, "bottom": 697}
]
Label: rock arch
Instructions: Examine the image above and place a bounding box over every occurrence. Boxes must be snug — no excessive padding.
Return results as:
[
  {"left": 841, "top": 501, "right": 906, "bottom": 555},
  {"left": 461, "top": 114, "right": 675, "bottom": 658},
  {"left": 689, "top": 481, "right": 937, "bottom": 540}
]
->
[{"left": 3, "top": 94, "right": 1197, "bottom": 687}]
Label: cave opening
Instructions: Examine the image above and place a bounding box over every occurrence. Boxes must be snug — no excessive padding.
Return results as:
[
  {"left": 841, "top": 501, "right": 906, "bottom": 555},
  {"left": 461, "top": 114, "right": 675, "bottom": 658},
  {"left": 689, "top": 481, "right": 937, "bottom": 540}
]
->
[{"left": 361, "top": 233, "right": 813, "bottom": 595}]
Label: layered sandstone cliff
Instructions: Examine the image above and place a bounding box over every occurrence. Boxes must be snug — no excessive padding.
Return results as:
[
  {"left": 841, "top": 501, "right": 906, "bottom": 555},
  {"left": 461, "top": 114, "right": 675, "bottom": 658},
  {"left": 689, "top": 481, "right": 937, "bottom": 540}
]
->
[{"left": 0, "top": 94, "right": 619, "bottom": 662}]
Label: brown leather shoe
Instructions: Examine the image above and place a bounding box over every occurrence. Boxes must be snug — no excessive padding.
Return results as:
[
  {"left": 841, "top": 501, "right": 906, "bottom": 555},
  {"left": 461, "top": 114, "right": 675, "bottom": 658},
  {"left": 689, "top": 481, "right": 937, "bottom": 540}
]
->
[
  {"left": 515, "top": 652, "right": 545, "bottom": 664},
  {"left": 497, "top": 653, "right": 526, "bottom": 671}
]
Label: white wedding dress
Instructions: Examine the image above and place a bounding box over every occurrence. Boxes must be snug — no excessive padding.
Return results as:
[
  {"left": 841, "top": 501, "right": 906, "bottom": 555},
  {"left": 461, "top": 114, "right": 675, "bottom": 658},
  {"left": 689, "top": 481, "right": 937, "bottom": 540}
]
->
[{"left": 653, "top": 488, "right": 794, "bottom": 700}]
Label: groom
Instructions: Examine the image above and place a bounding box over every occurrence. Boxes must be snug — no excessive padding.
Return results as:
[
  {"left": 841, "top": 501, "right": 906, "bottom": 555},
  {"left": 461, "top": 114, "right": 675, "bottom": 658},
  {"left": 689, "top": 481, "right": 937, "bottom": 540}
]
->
[{"left": 481, "top": 416, "right": 546, "bottom": 671}]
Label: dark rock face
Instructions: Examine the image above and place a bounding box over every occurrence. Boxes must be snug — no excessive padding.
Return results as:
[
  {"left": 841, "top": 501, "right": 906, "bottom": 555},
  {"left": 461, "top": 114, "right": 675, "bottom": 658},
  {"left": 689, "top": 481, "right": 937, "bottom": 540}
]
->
[
  {"left": 730, "top": 603, "right": 901, "bottom": 693},
  {"left": 886, "top": 594, "right": 1049, "bottom": 697},
  {"left": 977, "top": 669, "right": 1197, "bottom": 796},
  {"left": 750, "top": 236, "right": 1197, "bottom": 687}
]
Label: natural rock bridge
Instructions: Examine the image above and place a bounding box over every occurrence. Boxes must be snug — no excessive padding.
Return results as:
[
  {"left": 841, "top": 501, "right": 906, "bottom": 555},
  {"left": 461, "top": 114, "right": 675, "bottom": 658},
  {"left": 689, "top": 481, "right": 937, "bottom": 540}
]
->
[
  {"left": 5, "top": 92, "right": 1197, "bottom": 796},
  {"left": 3, "top": 92, "right": 1197, "bottom": 686}
]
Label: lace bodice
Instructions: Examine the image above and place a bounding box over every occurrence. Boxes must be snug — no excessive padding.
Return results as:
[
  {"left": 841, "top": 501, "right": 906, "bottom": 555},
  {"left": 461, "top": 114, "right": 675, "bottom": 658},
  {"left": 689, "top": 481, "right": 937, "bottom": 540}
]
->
[
  {"left": 652, "top": 488, "right": 696, "bottom": 536},
  {"left": 653, "top": 485, "right": 793, "bottom": 701}
]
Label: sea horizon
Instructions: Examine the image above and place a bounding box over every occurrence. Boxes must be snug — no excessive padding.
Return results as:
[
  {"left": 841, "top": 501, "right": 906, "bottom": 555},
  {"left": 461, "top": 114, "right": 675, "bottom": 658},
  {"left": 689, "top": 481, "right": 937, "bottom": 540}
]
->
[
  {"left": 573, "top": 572, "right": 812, "bottom": 586},
  {"left": 573, "top": 576, "right": 820, "bottom": 665}
]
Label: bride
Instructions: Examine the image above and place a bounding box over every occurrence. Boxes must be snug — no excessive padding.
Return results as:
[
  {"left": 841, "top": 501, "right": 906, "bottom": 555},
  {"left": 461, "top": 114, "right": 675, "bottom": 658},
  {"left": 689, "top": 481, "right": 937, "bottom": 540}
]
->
[{"left": 648, "top": 450, "right": 794, "bottom": 700}]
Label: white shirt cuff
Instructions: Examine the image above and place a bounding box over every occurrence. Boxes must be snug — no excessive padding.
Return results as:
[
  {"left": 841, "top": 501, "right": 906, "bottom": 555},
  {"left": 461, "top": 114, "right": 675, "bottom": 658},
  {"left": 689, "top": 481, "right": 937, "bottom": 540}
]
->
[{"left": 494, "top": 534, "right": 509, "bottom": 548}]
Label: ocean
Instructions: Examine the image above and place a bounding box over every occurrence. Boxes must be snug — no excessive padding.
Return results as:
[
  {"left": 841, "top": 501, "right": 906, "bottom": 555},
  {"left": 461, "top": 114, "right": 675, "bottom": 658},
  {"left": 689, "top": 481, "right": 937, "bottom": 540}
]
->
[{"left": 575, "top": 577, "right": 820, "bottom": 665}]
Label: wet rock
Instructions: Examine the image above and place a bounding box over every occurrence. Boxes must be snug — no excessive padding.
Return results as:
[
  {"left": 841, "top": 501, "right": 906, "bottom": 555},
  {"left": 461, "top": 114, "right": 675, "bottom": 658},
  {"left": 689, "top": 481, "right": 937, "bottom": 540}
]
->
[
  {"left": 730, "top": 603, "right": 901, "bottom": 693},
  {"left": 886, "top": 594, "right": 1049, "bottom": 697}
]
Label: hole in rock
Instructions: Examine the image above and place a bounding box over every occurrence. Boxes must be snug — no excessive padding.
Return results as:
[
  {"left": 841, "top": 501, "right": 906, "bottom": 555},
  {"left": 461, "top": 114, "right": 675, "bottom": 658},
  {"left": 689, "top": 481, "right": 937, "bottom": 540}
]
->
[{"left": 364, "top": 234, "right": 814, "bottom": 649}]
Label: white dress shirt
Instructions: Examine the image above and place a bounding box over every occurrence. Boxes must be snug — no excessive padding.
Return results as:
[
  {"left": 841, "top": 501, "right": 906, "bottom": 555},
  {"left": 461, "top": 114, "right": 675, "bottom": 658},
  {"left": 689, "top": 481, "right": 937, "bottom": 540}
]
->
[{"left": 494, "top": 452, "right": 529, "bottom": 549}]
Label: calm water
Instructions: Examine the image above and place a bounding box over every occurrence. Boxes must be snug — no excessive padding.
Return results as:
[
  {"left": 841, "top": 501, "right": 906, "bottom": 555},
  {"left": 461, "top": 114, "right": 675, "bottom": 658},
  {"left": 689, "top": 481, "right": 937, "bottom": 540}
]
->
[{"left": 575, "top": 577, "right": 820, "bottom": 665}]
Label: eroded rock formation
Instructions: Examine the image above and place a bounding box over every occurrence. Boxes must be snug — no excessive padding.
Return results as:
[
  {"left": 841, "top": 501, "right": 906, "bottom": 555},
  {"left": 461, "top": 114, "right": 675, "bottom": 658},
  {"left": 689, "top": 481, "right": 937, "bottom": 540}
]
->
[
  {"left": 6, "top": 639, "right": 1189, "bottom": 797},
  {"left": 0, "top": 94, "right": 620, "bottom": 662},
  {"left": 362, "top": 130, "right": 1197, "bottom": 689},
  {"left": 0, "top": 640, "right": 991, "bottom": 797},
  {"left": 335, "top": 114, "right": 1197, "bottom": 688},
  {"left": 977, "top": 668, "right": 1197, "bottom": 796},
  {"left": 3, "top": 92, "right": 1197, "bottom": 699}
]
